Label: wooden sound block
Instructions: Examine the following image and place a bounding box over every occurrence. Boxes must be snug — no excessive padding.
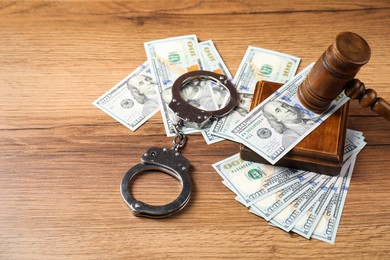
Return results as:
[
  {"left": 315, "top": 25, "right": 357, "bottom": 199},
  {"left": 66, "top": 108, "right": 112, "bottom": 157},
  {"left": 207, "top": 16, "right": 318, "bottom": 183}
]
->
[{"left": 239, "top": 81, "right": 350, "bottom": 175}]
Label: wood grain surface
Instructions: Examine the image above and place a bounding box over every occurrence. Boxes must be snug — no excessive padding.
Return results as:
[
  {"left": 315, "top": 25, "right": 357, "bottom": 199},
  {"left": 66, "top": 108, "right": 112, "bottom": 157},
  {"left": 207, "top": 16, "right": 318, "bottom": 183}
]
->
[{"left": 1, "top": 1, "right": 389, "bottom": 259}]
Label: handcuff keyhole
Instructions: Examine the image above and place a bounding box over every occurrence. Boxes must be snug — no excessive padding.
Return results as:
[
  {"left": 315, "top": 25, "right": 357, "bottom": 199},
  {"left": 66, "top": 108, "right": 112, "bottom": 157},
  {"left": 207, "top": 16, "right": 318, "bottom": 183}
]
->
[{"left": 150, "top": 151, "right": 157, "bottom": 157}]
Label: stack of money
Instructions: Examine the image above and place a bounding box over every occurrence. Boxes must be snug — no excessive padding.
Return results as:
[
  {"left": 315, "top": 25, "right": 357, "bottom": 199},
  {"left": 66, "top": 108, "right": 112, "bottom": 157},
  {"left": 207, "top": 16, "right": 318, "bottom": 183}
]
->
[{"left": 212, "top": 129, "right": 366, "bottom": 244}]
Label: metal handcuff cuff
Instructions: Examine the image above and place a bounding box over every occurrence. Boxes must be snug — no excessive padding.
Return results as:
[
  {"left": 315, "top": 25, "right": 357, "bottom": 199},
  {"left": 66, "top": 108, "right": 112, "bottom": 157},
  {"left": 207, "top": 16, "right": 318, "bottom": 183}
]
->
[{"left": 120, "top": 70, "right": 238, "bottom": 218}]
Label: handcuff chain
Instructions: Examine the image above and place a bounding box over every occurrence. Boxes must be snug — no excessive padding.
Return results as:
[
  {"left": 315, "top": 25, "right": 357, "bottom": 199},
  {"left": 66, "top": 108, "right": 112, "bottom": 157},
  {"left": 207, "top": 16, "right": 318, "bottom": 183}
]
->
[
  {"left": 172, "top": 120, "right": 187, "bottom": 152},
  {"left": 121, "top": 71, "right": 238, "bottom": 218}
]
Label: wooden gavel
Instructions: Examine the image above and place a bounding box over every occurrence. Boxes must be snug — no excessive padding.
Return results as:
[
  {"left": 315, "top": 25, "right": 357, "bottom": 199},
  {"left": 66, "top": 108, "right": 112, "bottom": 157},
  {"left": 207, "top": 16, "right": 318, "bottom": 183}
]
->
[{"left": 297, "top": 32, "right": 390, "bottom": 121}]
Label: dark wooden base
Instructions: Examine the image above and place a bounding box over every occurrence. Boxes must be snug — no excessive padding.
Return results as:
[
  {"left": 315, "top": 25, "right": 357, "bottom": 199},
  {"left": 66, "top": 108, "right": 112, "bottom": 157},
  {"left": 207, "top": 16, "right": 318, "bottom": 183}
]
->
[{"left": 239, "top": 81, "right": 350, "bottom": 176}]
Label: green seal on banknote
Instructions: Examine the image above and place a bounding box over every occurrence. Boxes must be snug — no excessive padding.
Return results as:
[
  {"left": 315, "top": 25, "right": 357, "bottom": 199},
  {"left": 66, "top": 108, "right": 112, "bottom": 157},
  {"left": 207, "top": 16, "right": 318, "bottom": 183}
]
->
[
  {"left": 259, "top": 64, "right": 273, "bottom": 75},
  {"left": 246, "top": 169, "right": 263, "bottom": 181},
  {"left": 168, "top": 52, "right": 181, "bottom": 64}
]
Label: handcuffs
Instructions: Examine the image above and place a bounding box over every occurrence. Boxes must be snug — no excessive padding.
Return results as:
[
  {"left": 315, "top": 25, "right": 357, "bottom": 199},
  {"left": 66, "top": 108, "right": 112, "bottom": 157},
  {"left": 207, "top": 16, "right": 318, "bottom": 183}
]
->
[{"left": 120, "top": 70, "right": 238, "bottom": 218}]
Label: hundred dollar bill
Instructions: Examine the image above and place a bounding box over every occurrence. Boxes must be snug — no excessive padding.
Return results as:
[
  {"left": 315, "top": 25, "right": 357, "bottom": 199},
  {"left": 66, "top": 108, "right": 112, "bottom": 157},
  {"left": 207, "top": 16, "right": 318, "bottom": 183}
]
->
[
  {"left": 230, "top": 64, "right": 349, "bottom": 165},
  {"left": 246, "top": 169, "right": 313, "bottom": 205},
  {"left": 292, "top": 136, "right": 365, "bottom": 239},
  {"left": 221, "top": 181, "right": 259, "bottom": 209},
  {"left": 210, "top": 47, "right": 300, "bottom": 141},
  {"left": 199, "top": 40, "right": 233, "bottom": 83},
  {"left": 292, "top": 173, "right": 342, "bottom": 239},
  {"left": 311, "top": 155, "right": 357, "bottom": 244},
  {"left": 249, "top": 173, "right": 321, "bottom": 221},
  {"left": 212, "top": 153, "right": 297, "bottom": 206},
  {"left": 269, "top": 175, "right": 328, "bottom": 232},
  {"left": 345, "top": 130, "right": 360, "bottom": 157},
  {"left": 233, "top": 170, "right": 312, "bottom": 208},
  {"left": 233, "top": 46, "right": 301, "bottom": 94},
  {"left": 347, "top": 129, "right": 364, "bottom": 140},
  {"left": 344, "top": 130, "right": 367, "bottom": 161},
  {"left": 198, "top": 40, "right": 233, "bottom": 144},
  {"left": 144, "top": 35, "right": 205, "bottom": 136},
  {"left": 93, "top": 62, "right": 160, "bottom": 131}
]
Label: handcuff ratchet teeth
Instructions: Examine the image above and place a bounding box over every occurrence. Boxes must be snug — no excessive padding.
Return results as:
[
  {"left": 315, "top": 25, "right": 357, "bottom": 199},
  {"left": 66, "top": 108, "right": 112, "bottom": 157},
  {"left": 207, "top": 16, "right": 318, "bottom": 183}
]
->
[{"left": 120, "top": 70, "right": 238, "bottom": 218}]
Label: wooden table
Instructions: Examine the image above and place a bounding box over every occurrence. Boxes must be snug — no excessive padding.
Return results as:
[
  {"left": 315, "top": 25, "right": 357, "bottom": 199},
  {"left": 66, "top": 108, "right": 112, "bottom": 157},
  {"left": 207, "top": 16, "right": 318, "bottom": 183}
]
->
[{"left": 1, "top": 1, "right": 389, "bottom": 258}]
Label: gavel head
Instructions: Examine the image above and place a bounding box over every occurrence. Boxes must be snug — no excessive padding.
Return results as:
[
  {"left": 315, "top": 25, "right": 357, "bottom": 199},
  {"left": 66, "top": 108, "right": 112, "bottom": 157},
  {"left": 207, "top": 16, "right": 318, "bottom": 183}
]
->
[{"left": 297, "top": 32, "right": 371, "bottom": 113}]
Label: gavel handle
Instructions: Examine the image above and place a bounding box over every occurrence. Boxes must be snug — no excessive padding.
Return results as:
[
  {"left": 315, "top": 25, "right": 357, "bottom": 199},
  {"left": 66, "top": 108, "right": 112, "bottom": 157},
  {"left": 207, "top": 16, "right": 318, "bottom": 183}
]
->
[{"left": 344, "top": 79, "right": 390, "bottom": 121}]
